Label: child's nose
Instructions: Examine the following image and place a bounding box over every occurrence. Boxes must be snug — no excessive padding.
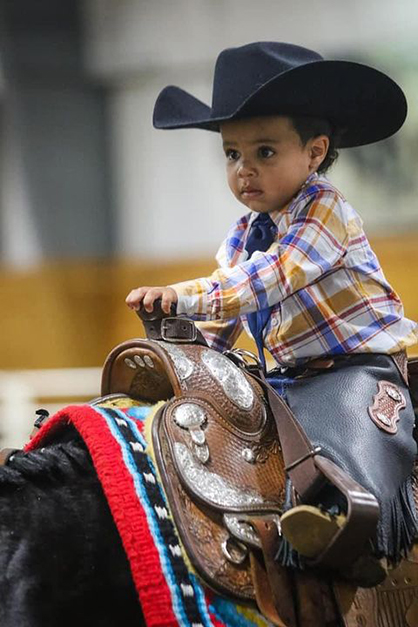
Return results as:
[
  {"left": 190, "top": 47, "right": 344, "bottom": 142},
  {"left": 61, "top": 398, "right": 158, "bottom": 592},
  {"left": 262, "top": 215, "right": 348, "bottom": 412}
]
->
[{"left": 237, "top": 159, "right": 257, "bottom": 177}]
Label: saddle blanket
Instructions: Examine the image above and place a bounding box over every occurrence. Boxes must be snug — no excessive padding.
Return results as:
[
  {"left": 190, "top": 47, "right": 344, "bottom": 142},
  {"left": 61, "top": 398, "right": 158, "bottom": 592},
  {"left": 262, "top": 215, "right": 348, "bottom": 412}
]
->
[{"left": 25, "top": 400, "right": 275, "bottom": 627}]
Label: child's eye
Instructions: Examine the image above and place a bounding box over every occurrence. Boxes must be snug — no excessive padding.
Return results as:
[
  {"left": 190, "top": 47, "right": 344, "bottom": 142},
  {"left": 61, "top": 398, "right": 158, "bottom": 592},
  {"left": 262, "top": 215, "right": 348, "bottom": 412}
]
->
[
  {"left": 225, "top": 149, "right": 240, "bottom": 161},
  {"left": 258, "top": 146, "right": 275, "bottom": 159}
]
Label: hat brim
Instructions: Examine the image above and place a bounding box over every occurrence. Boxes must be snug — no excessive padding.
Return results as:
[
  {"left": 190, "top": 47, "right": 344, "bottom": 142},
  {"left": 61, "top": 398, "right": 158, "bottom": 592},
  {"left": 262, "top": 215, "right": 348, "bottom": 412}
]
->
[{"left": 153, "top": 60, "right": 407, "bottom": 148}]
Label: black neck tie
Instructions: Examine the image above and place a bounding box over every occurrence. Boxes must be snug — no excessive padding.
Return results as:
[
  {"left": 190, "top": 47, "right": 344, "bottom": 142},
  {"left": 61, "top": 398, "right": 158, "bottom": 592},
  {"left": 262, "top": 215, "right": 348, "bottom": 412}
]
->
[
  {"left": 244, "top": 213, "right": 276, "bottom": 369},
  {"left": 245, "top": 213, "right": 276, "bottom": 258}
]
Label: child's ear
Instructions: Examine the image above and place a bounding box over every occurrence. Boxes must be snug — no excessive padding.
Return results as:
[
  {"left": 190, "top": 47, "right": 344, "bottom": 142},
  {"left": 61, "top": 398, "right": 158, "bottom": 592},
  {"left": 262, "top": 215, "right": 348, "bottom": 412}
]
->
[{"left": 309, "top": 135, "right": 330, "bottom": 171}]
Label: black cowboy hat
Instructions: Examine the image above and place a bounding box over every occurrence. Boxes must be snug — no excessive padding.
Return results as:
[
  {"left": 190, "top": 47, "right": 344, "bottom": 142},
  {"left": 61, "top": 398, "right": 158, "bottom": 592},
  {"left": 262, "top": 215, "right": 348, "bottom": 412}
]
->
[{"left": 153, "top": 42, "right": 407, "bottom": 148}]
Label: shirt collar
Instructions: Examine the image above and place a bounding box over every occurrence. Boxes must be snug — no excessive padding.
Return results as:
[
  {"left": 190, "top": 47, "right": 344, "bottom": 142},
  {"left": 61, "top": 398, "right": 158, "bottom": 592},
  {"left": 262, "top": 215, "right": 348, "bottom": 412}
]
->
[{"left": 250, "top": 171, "right": 319, "bottom": 227}]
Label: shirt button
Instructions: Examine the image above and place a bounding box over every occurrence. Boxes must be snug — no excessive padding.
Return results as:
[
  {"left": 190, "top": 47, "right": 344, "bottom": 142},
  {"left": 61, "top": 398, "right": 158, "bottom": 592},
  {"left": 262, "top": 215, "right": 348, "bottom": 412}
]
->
[{"left": 271, "top": 317, "right": 278, "bottom": 326}]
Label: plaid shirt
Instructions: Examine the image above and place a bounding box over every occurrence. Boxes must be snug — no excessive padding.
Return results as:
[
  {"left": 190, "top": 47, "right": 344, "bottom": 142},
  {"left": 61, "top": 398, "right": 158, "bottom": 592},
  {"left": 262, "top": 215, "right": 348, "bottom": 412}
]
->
[{"left": 173, "top": 173, "right": 418, "bottom": 366}]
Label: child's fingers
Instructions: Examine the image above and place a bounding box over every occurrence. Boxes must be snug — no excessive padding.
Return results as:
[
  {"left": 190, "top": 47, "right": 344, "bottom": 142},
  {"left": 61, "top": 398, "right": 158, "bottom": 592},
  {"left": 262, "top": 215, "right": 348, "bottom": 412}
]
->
[
  {"left": 161, "top": 287, "right": 178, "bottom": 314},
  {"left": 125, "top": 287, "right": 148, "bottom": 310},
  {"left": 126, "top": 286, "right": 178, "bottom": 314},
  {"left": 142, "top": 287, "right": 164, "bottom": 312}
]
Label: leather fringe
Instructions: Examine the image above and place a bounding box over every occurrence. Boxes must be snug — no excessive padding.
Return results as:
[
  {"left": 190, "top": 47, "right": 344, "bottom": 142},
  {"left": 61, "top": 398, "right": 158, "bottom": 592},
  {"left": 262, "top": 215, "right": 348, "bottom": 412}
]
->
[{"left": 374, "top": 475, "right": 418, "bottom": 564}]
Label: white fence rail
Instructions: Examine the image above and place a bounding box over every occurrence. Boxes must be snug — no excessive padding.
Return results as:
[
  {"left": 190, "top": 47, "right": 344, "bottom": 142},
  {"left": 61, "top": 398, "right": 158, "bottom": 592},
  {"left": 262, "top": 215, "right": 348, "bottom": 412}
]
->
[{"left": 0, "top": 368, "right": 102, "bottom": 448}]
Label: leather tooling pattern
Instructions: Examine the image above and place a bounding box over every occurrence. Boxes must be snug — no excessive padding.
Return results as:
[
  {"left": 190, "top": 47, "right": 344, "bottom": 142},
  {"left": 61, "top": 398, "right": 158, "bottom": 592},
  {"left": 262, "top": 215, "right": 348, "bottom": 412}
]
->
[
  {"left": 341, "top": 551, "right": 418, "bottom": 627},
  {"left": 368, "top": 380, "right": 406, "bottom": 434}
]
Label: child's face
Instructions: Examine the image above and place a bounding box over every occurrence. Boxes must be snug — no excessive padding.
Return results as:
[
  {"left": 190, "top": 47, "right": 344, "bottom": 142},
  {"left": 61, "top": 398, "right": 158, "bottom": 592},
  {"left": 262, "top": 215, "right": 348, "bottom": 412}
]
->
[{"left": 221, "top": 116, "right": 327, "bottom": 214}]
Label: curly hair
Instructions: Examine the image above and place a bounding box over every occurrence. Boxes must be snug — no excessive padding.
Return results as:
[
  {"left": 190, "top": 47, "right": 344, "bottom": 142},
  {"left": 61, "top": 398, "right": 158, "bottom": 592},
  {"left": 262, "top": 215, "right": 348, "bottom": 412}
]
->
[{"left": 290, "top": 116, "right": 339, "bottom": 174}]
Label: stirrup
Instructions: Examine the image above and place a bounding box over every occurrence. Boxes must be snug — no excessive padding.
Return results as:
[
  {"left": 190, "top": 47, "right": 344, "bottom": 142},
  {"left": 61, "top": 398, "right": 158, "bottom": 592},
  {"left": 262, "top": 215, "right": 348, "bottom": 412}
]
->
[
  {"left": 296, "top": 456, "right": 380, "bottom": 572},
  {"left": 280, "top": 505, "right": 345, "bottom": 558},
  {"left": 280, "top": 504, "right": 386, "bottom": 587}
]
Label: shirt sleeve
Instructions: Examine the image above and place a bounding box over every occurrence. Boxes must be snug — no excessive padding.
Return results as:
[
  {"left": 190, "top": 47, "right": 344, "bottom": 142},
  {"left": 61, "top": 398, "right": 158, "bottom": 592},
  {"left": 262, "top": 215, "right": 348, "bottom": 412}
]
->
[{"left": 172, "top": 190, "right": 349, "bottom": 321}]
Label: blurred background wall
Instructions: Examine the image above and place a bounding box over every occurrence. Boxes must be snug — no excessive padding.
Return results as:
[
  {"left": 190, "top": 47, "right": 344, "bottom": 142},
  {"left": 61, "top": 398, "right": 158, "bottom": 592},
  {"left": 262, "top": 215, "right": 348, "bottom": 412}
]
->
[{"left": 0, "top": 0, "right": 417, "bottom": 375}]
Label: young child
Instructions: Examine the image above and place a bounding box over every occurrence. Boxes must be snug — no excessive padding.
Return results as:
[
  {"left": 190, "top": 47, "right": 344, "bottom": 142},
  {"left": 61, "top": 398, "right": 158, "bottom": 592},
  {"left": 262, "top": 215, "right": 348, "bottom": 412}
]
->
[{"left": 126, "top": 42, "right": 418, "bottom": 574}]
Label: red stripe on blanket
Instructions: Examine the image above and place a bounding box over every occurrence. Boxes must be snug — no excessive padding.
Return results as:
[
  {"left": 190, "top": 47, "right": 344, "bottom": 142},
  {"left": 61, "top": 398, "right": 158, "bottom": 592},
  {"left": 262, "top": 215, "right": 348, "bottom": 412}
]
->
[{"left": 25, "top": 405, "right": 178, "bottom": 627}]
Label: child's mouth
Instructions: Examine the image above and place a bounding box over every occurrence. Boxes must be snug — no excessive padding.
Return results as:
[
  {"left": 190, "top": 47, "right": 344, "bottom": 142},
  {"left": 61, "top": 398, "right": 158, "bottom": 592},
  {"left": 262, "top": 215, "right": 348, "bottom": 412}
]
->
[{"left": 241, "top": 188, "right": 263, "bottom": 198}]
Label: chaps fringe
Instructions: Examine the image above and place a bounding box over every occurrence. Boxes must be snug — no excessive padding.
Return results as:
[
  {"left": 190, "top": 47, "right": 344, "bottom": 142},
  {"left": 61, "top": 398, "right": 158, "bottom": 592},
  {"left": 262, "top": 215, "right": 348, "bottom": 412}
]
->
[{"left": 374, "top": 475, "right": 418, "bottom": 564}]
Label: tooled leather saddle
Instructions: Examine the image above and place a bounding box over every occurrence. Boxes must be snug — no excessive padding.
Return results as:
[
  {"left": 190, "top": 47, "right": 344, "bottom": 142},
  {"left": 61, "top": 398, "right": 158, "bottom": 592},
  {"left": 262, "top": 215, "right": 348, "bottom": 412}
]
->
[{"left": 100, "top": 308, "right": 399, "bottom": 626}]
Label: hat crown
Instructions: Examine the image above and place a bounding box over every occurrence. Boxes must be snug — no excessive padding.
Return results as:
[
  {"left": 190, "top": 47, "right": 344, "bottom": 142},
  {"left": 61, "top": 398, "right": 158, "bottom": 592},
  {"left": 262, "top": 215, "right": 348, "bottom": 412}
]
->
[{"left": 212, "top": 42, "right": 323, "bottom": 116}]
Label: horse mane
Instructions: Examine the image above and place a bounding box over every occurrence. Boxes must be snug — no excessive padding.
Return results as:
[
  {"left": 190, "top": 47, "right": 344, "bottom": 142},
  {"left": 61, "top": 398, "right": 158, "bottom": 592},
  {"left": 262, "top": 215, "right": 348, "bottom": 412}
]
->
[
  {"left": 0, "top": 427, "right": 92, "bottom": 487},
  {"left": 0, "top": 423, "right": 146, "bottom": 627}
]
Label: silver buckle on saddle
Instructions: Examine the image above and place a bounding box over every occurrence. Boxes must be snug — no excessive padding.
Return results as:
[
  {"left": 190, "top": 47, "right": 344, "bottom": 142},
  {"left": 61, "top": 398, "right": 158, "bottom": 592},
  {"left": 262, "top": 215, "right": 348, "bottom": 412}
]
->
[
  {"left": 224, "top": 348, "right": 263, "bottom": 371},
  {"left": 223, "top": 512, "right": 282, "bottom": 551},
  {"left": 161, "top": 317, "right": 198, "bottom": 343}
]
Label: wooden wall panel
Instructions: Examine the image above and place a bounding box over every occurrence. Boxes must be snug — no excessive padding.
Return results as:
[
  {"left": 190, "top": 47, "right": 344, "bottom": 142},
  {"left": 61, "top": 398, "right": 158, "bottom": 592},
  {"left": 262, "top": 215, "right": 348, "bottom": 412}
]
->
[{"left": 0, "top": 233, "right": 417, "bottom": 369}]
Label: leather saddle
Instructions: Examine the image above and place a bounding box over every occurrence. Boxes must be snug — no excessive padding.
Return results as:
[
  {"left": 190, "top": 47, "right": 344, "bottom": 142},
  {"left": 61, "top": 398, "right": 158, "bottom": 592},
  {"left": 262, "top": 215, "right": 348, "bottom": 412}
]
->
[
  {"left": 100, "top": 327, "right": 418, "bottom": 626},
  {"left": 100, "top": 311, "right": 390, "bottom": 626},
  {"left": 102, "top": 338, "right": 283, "bottom": 599}
]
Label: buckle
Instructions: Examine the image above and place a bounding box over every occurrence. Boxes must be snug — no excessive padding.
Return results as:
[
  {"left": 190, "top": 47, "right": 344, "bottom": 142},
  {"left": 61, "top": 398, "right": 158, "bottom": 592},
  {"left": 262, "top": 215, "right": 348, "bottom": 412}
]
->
[
  {"left": 285, "top": 446, "right": 322, "bottom": 473},
  {"left": 161, "top": 317, "right": 198, "bottom": 343},
  {"left": 223, "top": 348, "right": 262, "bottom": 370}
]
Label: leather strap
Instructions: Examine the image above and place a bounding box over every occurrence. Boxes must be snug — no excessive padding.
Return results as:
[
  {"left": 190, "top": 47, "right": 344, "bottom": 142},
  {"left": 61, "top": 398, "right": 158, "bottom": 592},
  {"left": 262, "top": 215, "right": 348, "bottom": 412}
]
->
[
  {"left": 251, "top": 373, "right": 326, "bottom": 502},
  {"left": 250, "top": 553, "right": 288, "bottom": 627},
  {"left": 249, "top": 515, "right": 331, "bottom": 626},
  {"left": 249, "top": 515, "right": 297, "bottom": 627},
  {"left": 137, "top": 301, "right": 208, "bottom": 347},
  {"left": 141, "top": 316, "right": 208, "bottom": 346},
  {"left": 292, "top": 570, "right": 328, "bottom": 627}
]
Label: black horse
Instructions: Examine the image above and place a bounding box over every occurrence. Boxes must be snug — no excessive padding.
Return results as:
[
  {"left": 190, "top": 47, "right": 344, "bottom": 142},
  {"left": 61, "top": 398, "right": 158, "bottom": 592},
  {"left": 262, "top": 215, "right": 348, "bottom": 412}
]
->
[
  {"left": 1, "top": 392, "right": 417, "bottom": 627},
  {"left": 0, "top": 427, "right": 145, "bottom": 627}
]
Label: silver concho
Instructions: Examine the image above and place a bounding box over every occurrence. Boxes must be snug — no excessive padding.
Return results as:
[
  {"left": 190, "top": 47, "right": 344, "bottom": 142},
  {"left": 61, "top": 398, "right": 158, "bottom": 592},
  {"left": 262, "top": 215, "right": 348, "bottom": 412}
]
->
[
  {"left": 386, "top": 387, "right": 402, "bottom": 402},
  {"left": 173, "top": 442, "right": 266, "bottom": 507},
  {"left": 133, "top": 354, "right": 145, "bottom": 367},
  {"left": 190, "top": 428, "right": 206, "bottom": 445},
  {"left": 201, "top": 350, "right": 254, "bottom": 410},
  {"left": 242, "top": 448, "right": 256, "bottom": 463},
  {"left": 143, "top": 354, "right": 154, "bottom": 368},
  {"left": 193, "top": 443, "right": 210, "bottom": 464},
  {"left": 173, "top": 404, "right": 209, "bottom": 463},
  {"left": 173, "top": 403, "right": 207, "bottom": 429},
  {"left": 156, "top": 341, "right": 194, "bottom": 380},
  {"left": 377, "top": 412, "right": 391, "bottom": 426}
]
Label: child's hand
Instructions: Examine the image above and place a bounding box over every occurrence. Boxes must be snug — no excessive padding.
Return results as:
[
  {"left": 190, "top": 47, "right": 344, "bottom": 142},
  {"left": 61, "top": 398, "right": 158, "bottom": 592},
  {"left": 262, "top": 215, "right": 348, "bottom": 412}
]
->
[{"left": 125, "top": 286, "right": 178, "bottom": 314}]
